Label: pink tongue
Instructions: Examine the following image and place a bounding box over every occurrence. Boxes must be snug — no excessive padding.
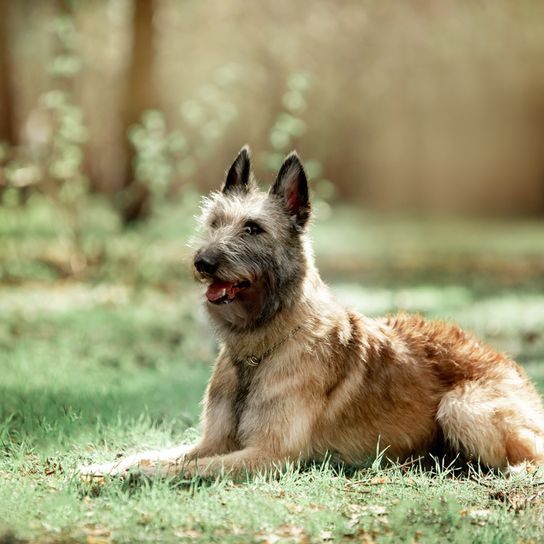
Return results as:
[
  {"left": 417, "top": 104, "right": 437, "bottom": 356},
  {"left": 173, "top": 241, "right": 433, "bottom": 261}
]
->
[{"left": 206, "top": 281, "right": 236, "bottom": 302}]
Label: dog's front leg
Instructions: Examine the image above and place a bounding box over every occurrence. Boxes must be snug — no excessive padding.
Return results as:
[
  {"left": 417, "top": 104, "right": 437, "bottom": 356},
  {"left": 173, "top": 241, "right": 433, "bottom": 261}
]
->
[
  {"left": 78, "top": 442, "right": 224, "bottom": 481},
  {"left": 137, "top": 446, "right": 282, "bottom": 480},
  {"left": 78, "top": 415, "right": 235, "bottom": 481},
  {"left": 79, "top": 351, "right": 240, "bottom": 481},
  {"left": 78, "top": 444, "right": 196, "bottom": 480},
  {"left": 138, "top": 387, "right": 322, "bottom": 480}
]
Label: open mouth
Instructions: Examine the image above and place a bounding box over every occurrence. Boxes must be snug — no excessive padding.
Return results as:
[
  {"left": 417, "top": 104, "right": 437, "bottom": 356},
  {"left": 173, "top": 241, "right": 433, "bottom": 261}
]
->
[{"left": 206, "top": 279, "right": 251, "bottom": 304}]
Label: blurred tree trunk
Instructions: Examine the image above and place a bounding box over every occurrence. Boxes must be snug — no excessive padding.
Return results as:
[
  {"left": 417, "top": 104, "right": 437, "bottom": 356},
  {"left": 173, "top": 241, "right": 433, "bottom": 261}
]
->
[
  {"left": 119, "top": 0, "right": 157, "bottom": 225},
  {"left": 0, "top": 0, "right": 15, "bottom": 197},
  {"left": 0, "top": 0, "right": 16, "bottom": 146}
]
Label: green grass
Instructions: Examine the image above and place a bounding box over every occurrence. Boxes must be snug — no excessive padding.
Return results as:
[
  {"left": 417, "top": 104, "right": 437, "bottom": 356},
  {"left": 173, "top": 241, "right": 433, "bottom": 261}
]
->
[{"left": 1, "top": 198, "right": 544, "bottom": 542}]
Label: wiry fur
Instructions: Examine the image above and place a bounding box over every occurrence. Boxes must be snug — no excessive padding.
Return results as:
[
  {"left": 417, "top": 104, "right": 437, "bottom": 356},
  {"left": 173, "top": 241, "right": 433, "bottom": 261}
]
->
[{"left": 80, "top": 147, "right": 544, "bottom": 482}]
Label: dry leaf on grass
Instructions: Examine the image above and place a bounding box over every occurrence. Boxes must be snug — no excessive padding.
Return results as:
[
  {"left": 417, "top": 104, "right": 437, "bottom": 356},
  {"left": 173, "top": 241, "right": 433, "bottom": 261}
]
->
[
  {"left": 287, "top": 502, "right": 325, "bottom": 514},
  {"left": 87, "top": 537, "right": 111, "bottom": 544},
  {"left": 490, "top": 488, "right": 544, "bottom": 512},
  {"left": 346, "top": 504, "right": 389, "bottom": 531},
  {"left": 44, "top": 458, "right": 64, "bottom": 476},
  {"left": 256, "top": 524, "right": 308, "bottom": 544},
  {"left": 174, "top": 529, "right": 203, "bottom": 539},
  {"left": 84, "top": 526, "right": 111, "bottom": 544},
  {"left": 460, "top": 508, "right": 491, "bottom": 526}
]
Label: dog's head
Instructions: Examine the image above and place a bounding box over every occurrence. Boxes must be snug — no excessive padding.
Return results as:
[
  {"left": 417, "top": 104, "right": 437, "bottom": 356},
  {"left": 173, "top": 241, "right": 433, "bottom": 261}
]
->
[{"left": 192, "top": 146, "right": 312, "bottom": 331}]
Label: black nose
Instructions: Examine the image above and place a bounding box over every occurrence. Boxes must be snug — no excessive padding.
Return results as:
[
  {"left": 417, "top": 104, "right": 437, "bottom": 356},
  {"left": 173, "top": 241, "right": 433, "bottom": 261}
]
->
[{"left": 194, "top": 252, "right": 220, "bottom": 275}]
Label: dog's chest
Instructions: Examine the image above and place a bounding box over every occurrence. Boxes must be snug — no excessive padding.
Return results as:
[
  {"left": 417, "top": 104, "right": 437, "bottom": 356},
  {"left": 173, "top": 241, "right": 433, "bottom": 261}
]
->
[
  {"left": 232, "top": 363, "right": 255, "bottom": 441},
  {"left": 232, "top": 360, "right": 286, "bottom": 444}
]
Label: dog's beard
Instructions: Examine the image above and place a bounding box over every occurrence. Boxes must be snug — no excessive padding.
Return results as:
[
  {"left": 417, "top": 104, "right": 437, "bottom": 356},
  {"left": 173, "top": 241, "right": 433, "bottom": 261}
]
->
[{"left": 206, "top": 276, "right": 269, "bottom": 331}]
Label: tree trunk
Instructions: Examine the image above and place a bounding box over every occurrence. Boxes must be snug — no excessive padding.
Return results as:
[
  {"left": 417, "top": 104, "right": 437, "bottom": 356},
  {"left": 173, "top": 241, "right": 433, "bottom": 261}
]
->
[
  {"left": 119, "top": 0, "right": 157, "bottom": 225},
  {"left": 0, "top": 0, "right": 16, "bottom": 146}
]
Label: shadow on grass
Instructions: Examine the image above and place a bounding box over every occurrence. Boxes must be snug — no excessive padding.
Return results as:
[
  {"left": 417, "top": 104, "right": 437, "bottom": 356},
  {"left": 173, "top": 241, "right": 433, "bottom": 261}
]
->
[
  {"left": 0, "top": 532, "right": 28, "bottom": 544},
  {"left": 0, "top": 378, "right": 205, "bottom": 452}
]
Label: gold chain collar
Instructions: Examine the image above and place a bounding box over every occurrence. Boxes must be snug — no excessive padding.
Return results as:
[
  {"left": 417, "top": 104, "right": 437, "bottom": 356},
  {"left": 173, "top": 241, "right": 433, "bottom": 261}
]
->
[{"left": 237, "top": 325, "right": 303, "bottom": 367}]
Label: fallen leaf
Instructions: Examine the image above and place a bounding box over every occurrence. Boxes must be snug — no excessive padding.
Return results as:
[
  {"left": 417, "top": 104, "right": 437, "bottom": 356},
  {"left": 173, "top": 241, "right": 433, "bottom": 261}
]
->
[
  {"left": 286, "top": 503, "right": 304, "bottom": 514},
  {"left": 367, "top": 505, "right": 387, "bottom": 516},
  {"left": 490, "top": 488, "right": 544, "bottom": 512},
  {"left": 85, "top": 526, "right": 111, "bottom": 544},
  {"left": 347, "top": 515, "right": 360, "bottom": 530},
  {"left": 44, "top": 458, "right": 63, "bottom": 476},
  {"left": 467, "top": 509, "right": 491, "bottom": 526},
  {"left": 87, "top": 537, "right": 111, "bottom": 544},
  {"left": 256, "top": 524, "right": 307, "bottom": 544},
  {"left": 174, "top": 529, "right": 202, "bottom": 539}
]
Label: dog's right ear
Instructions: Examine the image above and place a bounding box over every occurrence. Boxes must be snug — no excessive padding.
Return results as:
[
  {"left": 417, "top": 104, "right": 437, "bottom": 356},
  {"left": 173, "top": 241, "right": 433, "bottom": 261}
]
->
[{"left": 222, "top": 146, "right": 252, "bottom": 194}]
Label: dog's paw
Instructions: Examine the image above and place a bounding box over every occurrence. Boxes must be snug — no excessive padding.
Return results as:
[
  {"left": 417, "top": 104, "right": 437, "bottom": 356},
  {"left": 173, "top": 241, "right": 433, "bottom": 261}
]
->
[
  {"left": 78, "top": 453, "right": 148, "bottom": 482},
  {"left": 77, "top": 446, "right": 194, "bottom": 483},
  {"left": 77, "top": 461, "right": 127, "bottom": 483}
]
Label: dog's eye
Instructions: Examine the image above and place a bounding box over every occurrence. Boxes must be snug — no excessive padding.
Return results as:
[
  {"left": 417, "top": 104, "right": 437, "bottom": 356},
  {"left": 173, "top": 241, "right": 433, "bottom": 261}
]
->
[
  {"left": 210, "top": 218, "right": 219, "bottom": 229},
  {"left": 243, "top": 221, "right": 264, "bottom": 236}
]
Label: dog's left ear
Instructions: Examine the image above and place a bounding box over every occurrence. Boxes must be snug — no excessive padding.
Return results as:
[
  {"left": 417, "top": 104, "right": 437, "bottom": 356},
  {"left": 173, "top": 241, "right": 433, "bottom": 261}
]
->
[
  {"left": 222, "top": 146, "right": 253, "bottom": 194},
  {"left": 269, "top": 151, "right": 311, "bottom": 228}
]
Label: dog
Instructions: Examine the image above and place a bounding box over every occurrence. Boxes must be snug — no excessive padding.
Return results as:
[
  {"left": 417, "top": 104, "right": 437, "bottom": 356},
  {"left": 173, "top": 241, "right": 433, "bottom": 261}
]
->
[{"left": 80, "top": 146, "right": 544, "bottom": 481}]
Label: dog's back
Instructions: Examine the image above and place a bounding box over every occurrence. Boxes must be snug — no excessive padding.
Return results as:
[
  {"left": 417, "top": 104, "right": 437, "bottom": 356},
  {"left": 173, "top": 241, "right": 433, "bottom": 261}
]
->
[{"left": 307, "top": 310, "right": 544, "bottom": 468}]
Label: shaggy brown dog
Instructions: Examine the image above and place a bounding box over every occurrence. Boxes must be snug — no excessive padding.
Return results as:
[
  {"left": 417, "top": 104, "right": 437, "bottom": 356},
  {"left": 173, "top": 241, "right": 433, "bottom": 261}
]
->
[{"left": 80, "top": 147, "right": 544, "bottom": 481}]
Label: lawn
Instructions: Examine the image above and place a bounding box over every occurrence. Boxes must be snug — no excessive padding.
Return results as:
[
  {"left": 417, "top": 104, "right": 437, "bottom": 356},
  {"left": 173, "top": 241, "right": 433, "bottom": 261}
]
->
[{"left": 1, "top": 196, "right": 544, "bottom": 543}]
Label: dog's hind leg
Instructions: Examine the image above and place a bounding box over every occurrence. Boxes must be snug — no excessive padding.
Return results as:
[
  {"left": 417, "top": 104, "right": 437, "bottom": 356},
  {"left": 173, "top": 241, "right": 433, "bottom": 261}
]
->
[{"left": 436, "top": 377, "right": 544, "bottom": 470}]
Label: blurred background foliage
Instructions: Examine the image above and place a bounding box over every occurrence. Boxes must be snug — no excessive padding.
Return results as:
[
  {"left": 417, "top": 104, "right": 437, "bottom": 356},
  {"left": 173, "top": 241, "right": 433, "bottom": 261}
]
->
[{"left": 0, "top": 0, "right": 544, "bottom": 288}]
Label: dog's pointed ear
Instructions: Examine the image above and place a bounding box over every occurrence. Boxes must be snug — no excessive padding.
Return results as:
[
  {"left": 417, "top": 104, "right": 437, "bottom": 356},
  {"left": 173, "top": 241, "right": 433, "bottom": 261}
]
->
[
  {"left": 269, "top": 151, "right": 311, "bottom": 228},
  {"left": 222, "top": 146, "right": 252, "bottom": 194}
]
